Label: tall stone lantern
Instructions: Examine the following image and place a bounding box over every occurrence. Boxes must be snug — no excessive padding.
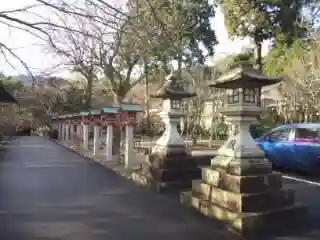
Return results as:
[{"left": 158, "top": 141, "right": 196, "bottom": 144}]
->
[
  {"left": 181, "top": 66, "right": 307, "bottom": 236},
  {"left": 132, "top": 72, "right": 200, "bottom": 192},
  {"left": 150, "top": 72, "right": 195, "bottom": 153}
]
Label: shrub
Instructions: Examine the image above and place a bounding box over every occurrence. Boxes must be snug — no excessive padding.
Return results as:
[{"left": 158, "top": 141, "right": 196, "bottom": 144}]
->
[{"left": 49, "top": 129, "right": 58, "bottom": 139}]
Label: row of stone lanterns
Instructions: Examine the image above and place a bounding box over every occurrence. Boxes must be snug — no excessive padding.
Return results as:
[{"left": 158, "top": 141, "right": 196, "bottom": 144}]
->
[{"left": 52, "top": 104, "right": 142, "bottom": 167}]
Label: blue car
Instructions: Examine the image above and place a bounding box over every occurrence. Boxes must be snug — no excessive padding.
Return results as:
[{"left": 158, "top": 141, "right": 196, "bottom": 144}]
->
[{"left": 256, "top": 123, "right": 320, "bottom": 172}]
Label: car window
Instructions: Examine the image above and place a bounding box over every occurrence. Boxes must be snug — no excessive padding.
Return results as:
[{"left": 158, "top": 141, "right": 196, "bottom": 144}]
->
[
  {"left": 295, "top": 127, "right": 320, "bottom": 141},
  {"left": 265, "top": 128, "right": 291, "bottom": 141}
]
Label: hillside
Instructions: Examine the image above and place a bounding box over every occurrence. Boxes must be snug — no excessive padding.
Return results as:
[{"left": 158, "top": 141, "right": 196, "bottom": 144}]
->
[{"left": 13, "top": 75, "right": 38, "bottom": 85}]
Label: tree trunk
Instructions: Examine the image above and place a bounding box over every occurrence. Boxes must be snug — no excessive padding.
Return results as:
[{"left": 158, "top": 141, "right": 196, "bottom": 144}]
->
[
  {"left": 144, "top": 58, "right": 150, "bottom": 135},
  {"left": 86, "top": 76, "right": 93, "bottom": 109},
  {"left": 254, "top": 39, "right": 263, "bottom": 107},
  {"left": 162, "top": 60, "right": 170, "bottom": 75},
  {"left": 254, "top": 33, "right": 263, "bottom": 73},
  {"left": 177, "top": 54, "right": 182, "bottom": 77},
  {"left": 209, "top": 104, "right": 216, "bottom": 148},
  {"left": 112, "top": 93, "right": 122, "bottom": 163}
]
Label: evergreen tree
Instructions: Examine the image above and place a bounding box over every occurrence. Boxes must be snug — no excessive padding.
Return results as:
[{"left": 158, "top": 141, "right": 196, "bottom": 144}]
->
[
  {"left": 126, "top": 0, "right": 218, "bottom": 71},
  {"left": 220, "top": 0, "right": 309, "bottom": 72}
]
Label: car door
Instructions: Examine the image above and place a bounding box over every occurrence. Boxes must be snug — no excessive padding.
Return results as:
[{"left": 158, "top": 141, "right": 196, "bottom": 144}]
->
[
  {"left": 291, "top": 126, "right": 320, "bottom": 171},
  {"left": 257, "top": 127, "right": 294, "bottom": 167}
]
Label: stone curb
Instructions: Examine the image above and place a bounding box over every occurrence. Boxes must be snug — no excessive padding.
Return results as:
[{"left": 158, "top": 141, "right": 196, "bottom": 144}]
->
[
  {"left": 49, "top": 138, "right": 134, "bottom": 179},
  {"left": 49, "top": 138, "right": 219, "bottom": 193}
]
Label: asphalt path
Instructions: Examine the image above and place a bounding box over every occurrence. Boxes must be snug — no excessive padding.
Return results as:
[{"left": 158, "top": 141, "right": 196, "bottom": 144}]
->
[
  {"left": 0, "top": 137, "right": 235, "bottom": 240},
  {"left": 0, "top": 136, "right": 319, "bottom": 240}
]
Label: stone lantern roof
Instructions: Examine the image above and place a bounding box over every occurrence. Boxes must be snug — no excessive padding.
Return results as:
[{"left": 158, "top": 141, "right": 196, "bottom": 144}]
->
[
  {"left": 150, "top": 72, "right": 196, "bottom": 99},
  {"left": 0, "top": 82, "right": 17, "bottom": 103},
  {"left": 209, "top": 65, "right": 282, "bottom": 89}
]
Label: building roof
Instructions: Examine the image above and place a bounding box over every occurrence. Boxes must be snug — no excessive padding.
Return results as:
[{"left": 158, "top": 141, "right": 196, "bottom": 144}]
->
[{"left": 0, "top": 82, "right": 17, "bottom": 103}]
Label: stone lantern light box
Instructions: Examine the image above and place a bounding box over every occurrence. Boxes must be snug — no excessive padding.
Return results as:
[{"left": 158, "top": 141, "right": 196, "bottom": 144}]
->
[
  {"left": 68, "top": 113, "right": 77, "bottom": 132},
  {"left": 120, "top": 103, "right": 143, "bottom": 125},
  {"left": 90, "top": 109, "right": 102, "bottom": 126},
  {"left": 73, "top": 113, "right": 82, "bottom": 125},
  {"left": 64, "top": 114, "right": 73, "bottom": 124},
  {"left": 101, "top": 107, "right": 119, "bottom": 127},
  {"left": 181, "top": 65, "right": 307, "bottom": 236},
  {"left": 80, "top": 111, "right": 90, "bottom": 124}
]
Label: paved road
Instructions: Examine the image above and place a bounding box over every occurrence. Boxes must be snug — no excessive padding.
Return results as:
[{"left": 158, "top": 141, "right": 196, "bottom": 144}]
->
[
  {"left": 0, "top": 137, "right": 235, "bottom": 240},
  {"left": 0, "top": 137, "right": 320, "bottom": 240}
]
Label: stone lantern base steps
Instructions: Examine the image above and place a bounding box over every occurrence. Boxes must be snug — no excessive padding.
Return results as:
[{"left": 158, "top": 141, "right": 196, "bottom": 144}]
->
[
  {"left": 180, "top": 157, "right": 307, "bottom": 236},
  {"left": 131, "top": 144, "right": 202, "bottom": 192}
]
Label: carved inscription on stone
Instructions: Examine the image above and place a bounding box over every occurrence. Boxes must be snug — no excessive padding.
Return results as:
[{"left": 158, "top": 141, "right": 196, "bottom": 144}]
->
[{"left": 227, "top": 139, "right": 236, "bottom": 150}]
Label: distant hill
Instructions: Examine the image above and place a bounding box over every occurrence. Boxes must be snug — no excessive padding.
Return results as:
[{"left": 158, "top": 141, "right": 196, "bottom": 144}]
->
[
  {"left": 12, "top": 75, "right": 41, "bottom": 85},
  {"left": 12, "top": 75, "right": 69, "bottom": 87}
]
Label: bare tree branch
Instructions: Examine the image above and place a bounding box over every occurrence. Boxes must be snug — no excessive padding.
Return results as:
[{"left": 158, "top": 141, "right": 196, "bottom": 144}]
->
[
  {"left": 0, "top": 4, "right": 41, "bottom": 14},
  {"left": 0, "top": 42, "right": 36, "bottom": 87}
]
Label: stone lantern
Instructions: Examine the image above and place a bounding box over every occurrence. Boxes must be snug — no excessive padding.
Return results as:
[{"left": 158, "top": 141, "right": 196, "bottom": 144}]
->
[
  {"left": 150, "top": 72, "right": 195, "bottom": 150},
  {"left": 64, "top": 114, "right": 72, "bottom": 142},
  {"left": 120, "top": 103, "right": 143, "bottom": 168},
  {"left": 80, "top": 111, "right": 90, "bottom": 150},
  {"left": 73, "top": 113, "right": 82, "bottom": 139},
  {"left": 68, "top": 114, "right": 77, "bottom": 144},
  {"left": 132, "top": 72, "right": 200, "bottom": 192},
  {"left": 90, "top": 109, "right": 102, "bottom": 156},
  {"left": 101, "top": 107, "right": 119, "bottom": 162},
  {"left": 181, "top": 65, "right": 307, "bottom": 236},
  {"left": 58, "top": 115, "right": 66, "bottom": 141}
]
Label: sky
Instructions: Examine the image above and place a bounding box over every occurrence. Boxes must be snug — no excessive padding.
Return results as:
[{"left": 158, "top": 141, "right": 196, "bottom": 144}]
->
[{"left": 0, "top": 0, "right": 270, "bottom": 77}]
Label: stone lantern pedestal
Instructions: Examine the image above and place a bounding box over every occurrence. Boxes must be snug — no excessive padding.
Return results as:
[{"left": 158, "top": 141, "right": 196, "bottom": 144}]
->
[
  {"left": 181, "top": 66, "right": 307, "bottom": 236},
  {"left": 131, "top": 72, "right": 200, "bottom": 192}
]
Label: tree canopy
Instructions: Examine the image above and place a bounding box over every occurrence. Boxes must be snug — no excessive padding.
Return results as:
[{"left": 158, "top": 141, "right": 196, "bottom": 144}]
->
[
  {"left": 220, "top": 0, "right": 312, "bottom": 71},
  {"left": 0, "top": 0, "right": 319, "bottom": 131}
]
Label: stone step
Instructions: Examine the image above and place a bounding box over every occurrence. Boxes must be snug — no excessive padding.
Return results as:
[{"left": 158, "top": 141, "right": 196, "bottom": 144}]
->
[
  {"left": 191, "top": 155, "right": 212, "bottom": 167},
  {"left": 191, "top": 180, "right": 295, "bottom": 213},
  {"left": 146, "top": 155, "right": 197, "bottom": 170},
  {"left": 201, "top": 167, "right": 283, "bottom": 193},
  {"left": 131, "top": 170, "right": 193, "bottom": 193},
  {"left": 211, "top": 155, "right": 273, "bottom": 176},
  {"left": 183, "top": 191, "right": 307, "bottom": 237},
  {"left": 140, "top": 166, "right": 201, "bottom": 182}
]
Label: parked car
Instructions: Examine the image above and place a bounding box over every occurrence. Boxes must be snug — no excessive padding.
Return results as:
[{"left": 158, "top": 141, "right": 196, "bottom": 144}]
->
[{"left": 256, "top": 123, "right": 320, "bottom": 172}]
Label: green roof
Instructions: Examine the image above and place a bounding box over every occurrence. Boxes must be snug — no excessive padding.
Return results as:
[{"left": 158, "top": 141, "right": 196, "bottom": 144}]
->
[
  {"left": 80, "top": 111, "right": 90, "bottom": 116},
  {"left": 102, "top": 107, "right": 119, "bottom": 114},
  {"left": 121, "top": 103, "right": 143, "bottom": 112},
  {"left": 90, "top": 109, "right": 102, "bottom": 115}
]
